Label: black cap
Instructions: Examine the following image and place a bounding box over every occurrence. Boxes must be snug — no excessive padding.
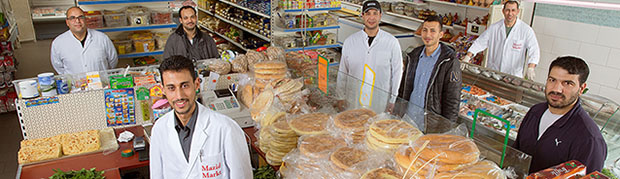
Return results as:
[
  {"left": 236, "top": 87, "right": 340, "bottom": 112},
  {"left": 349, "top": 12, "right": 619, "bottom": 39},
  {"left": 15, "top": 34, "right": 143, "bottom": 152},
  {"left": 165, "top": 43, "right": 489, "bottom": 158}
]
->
[{"left": 362, "top": 0, "right": 381, "bottom": 13}]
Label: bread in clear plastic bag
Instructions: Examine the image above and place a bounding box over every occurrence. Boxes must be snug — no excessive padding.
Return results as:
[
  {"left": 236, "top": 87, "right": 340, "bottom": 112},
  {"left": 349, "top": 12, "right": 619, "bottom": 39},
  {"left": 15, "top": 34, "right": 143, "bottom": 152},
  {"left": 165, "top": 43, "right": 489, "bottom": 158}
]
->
[
  {"left": 411, "top": 134, "right": 480, "bottom": 165},
  {"left": 297, "top": 134, "right": 346, "bottom": 159},
  {"left": 250, "top": 85, "right": 275, "bottom": 120},
  {"left": 266, "top": 118, "right": 299, "bottom": 166},
  {"left": 331, "top": 108, "right": 377, "bottom": 143},
  {"left": 360, "top": 167, "right": 403, "bottom": 179},
  {"left": 364, "top": 113, "right": 423, "bottom": 153},
  {"left": 246, "top": 50, "right": 267, "bottom": 72},
  {"left": 434, "top": 160, "right": 507, "bottom": 179},
  {"left": 230, "top": 54, "right": 248, "bottom": 73},
  {"left": 288, "top": 113, "right": 331, "bottom": 135},
  {"left": 201, "top": 58, "right": 231, "bottom": 75},
  {"left": 264, "top": 46, "right": 286, "bottom": 61}
]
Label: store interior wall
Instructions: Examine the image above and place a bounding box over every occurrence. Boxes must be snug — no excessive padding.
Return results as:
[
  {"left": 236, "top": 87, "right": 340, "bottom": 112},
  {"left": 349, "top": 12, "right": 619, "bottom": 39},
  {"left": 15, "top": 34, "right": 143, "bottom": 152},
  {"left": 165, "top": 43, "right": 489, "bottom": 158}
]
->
[{"left": 530, "top": 2, "right": 620, "bottom": 104}]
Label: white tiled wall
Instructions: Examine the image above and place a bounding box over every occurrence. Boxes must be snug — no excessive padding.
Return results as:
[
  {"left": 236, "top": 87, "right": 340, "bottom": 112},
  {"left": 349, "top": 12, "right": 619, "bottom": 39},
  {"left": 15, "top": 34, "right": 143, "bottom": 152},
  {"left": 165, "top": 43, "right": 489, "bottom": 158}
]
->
[{"left": 532, "top": 16, "right": 620, "bottom": 104}]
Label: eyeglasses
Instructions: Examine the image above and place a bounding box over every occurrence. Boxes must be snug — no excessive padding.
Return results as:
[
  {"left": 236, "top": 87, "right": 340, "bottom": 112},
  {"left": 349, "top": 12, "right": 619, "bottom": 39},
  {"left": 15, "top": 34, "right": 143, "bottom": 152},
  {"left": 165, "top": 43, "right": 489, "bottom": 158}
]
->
[{"left": 67, "top": 15, "right": 86, "bottom": 21}]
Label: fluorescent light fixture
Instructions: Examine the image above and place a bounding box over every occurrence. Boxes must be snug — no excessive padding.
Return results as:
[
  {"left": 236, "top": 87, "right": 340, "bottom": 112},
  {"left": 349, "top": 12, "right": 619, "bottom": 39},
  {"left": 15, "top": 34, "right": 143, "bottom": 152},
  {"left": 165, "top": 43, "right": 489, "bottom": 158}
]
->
[{"left": 524, "top": 0, "right": 620, "bottom": 10}]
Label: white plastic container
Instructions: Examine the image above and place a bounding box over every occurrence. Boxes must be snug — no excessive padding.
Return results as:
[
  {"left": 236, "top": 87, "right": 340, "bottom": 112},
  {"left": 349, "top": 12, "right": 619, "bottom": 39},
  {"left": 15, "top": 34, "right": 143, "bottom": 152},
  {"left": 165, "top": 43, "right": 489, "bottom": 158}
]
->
[
  {"left": 38, "top": 72, "right": 57, "bottom": 97},
  {"left": 19, "top": 80, "right": 39, "bottom": 99}
]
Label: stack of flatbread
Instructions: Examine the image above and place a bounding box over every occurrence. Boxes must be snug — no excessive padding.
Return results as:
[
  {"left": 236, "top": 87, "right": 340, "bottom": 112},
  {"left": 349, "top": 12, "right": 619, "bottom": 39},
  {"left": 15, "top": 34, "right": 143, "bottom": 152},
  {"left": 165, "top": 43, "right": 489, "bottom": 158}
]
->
[
  {"left": 272, "top": 79, "right": 303, "bottom": 103},
  {"left": 361, "top": 168, "right": 403, "bottom": 179},
  {"left": 266, "top": 119, "right": 298, "bottom": 166},
  {"left": 280, "top": 134, "right": 347, "bottom": 178},
  {"left": 18, "top": 129, "right": 101, "bottom": 164},
  {"left": 366, "top": 119, "right": 422, "bottom": 153},
  {"left": 257, "top": 111, "right": 285, "bottom": 153},
  {"left": 328, "top": 146, "right": 369, "bottom": 178},
  {"left": 333, "top": 108, "right": 376, "bottom": 143},
  {"left": 254, "top": 61, "right": 287, "bottom": 90},
  {"left": 289, "top": 113, "right": 330, "bottom": 135}
]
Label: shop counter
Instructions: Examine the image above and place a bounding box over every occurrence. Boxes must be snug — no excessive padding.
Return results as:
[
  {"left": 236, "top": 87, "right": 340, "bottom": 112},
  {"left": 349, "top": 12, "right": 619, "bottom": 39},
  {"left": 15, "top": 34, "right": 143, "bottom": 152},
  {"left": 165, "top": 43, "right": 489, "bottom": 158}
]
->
[{"left": 19, "top": 126, "right": 148, "bottom": 178}]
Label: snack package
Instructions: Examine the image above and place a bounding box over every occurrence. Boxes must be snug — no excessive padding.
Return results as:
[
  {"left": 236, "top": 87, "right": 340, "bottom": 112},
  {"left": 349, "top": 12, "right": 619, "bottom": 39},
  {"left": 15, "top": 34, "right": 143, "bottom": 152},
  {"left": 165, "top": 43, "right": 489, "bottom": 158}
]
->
[
  {"left": 230, "top": 54, "right": 248, "bottom": 73},
  {"left": 526, "top": 160, "right": 586, "bottom": 179},
  {"left": 201, "top": 58, "right": 231, "bottom": 75},
  {"left": 581, "top": 171, "right": 610, "bottom": 179}
]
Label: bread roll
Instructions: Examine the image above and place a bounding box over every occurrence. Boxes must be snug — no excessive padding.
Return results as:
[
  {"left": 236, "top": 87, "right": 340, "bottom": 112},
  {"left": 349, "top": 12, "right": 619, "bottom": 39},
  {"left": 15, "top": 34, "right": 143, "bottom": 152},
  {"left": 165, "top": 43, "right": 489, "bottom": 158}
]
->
[{"left": 411, "top": 134, "right": 479, "bottom": 164}]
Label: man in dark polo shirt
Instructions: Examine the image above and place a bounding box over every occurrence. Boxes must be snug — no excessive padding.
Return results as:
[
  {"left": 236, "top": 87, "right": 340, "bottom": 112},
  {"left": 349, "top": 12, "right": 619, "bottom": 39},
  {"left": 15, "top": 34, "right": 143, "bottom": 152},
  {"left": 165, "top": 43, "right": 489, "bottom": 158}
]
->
[{"left": 513, "top": 56, "right": 607, "bottom": 174}]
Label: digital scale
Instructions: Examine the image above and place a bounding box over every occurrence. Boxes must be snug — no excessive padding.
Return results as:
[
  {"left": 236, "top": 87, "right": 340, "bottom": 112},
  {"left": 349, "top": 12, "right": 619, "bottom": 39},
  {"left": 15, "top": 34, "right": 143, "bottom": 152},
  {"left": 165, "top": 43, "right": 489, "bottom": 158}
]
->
[{"left": 200, "top": 88, "right": 255, "bottom": 128}]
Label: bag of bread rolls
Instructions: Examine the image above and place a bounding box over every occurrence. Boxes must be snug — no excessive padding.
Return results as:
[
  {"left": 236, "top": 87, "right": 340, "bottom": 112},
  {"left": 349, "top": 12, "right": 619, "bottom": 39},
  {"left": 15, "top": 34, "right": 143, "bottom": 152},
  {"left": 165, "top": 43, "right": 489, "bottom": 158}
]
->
[
  {"left": 265, "top": 46, "right": 286, "bottom": 62},
  {"left": 201, "top": 58, "right": 231, "bottom": 75},
  {"left": 246, "top": 50, "right": 267, "bottom": 72},
  {"left": 230, "top": 54, "right": 248, "bottom": 73}
]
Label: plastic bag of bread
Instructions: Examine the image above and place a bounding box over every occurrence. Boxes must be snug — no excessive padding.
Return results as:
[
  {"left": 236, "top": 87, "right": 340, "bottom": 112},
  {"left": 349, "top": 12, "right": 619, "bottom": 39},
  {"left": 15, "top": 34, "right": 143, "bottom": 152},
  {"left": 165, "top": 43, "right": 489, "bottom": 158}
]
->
[
  {"left": 434, "top": 160, "right": 507, "bottom": 179},
  {"left": 264, "top": 46, "right": 286, "bottom": 61},
  {"left": 237, "top": 75, "right": 254, "bottom": 108},
  {"left": 326, "top": 145, "right": 391, "bottom": 179},
  {"left": 329, "top": 108, "right": 377, "bottom": 144},
  {"left": 364, "top": 113, "right": 423, "bottom": 153},
  {"left": 253, "top": 60, "right": 288, "bottom": 82},
  {"left": 230, "top": 54, "right": 248, "bottom": 73},
  {"left": 250, "top": 85, "right": 276, "bottom": 120},
  {"left": 246, "top": 50, "right": 267, "bottom": 72},
  {"left": 201, "top": 58, "right": 231, "bottom": 75},
  {"left": 265, "top": 117, "right": 299, "bottom": 166},
  {"left": 288, "top": 112, "right": 331, "bottom": 136}
]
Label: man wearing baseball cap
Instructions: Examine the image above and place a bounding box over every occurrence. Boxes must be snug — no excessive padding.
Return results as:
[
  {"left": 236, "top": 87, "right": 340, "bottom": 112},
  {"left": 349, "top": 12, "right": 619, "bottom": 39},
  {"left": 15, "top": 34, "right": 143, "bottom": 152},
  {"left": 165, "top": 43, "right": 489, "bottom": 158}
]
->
[{"left": 336, "top": 0, "right": 403, "bottom": 113}]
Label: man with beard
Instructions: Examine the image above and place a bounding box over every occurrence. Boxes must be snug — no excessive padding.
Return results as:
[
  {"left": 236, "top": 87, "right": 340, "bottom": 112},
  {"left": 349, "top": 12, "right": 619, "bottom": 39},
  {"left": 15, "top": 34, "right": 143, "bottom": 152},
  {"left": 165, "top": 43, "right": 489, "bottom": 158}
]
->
[
  {"left": 51, "top": 6, "right": 117, "bottom": 74},
  {"left": 513, "top": 56, "right": 606, "bottom": 174},
  {"left": 149, "top": 56, "right": 252, "bottom": 178},
  {"left": 163, "top": 6, "right": 219, "bottom": 61},
  {"left": 336, "top": 0, "right": 402, "bottom": 112},
  {"left": 397, "top": 16, "right": 461, "bottom": 130}
]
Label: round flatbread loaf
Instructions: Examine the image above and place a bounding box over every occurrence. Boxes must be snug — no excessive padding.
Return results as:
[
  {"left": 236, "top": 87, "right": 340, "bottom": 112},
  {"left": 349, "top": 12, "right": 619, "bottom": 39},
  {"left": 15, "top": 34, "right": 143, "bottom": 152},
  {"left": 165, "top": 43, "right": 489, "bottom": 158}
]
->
[
  {"left": 255, "top": 73, "right": 287, "bottom": 80},
  {"left": 333, "top": 108, "right": 376, "bottom": 130},
  {"left": 272, "top": 119, "right": 294, "bottom": 134},
  {"left": 299, "top": 134, "right": 346, "bottom": 158},
  {"left": 366, "top": 133, "right": 400, "bottom": 150},
  {"left": 434, "top": 160, "right": 505, "bottom": 179},
  {"left": 394, "top": 147, "right": 431, "bottom": 176},
  {"left": 254, "top": 60, "right": 287, "bottom": 69},
  {"left": 330, "top": 147, "right": 367, "bottom": 172},
  {"left": 255, "top": 68, "right": 287, "bottom": 75},
  {"left": 411, "top": 134, "right": 480, "bottom": 165},
  {"left": 240, "top": 85, "right": 253, "bottom": 108},
  {"left": 289, "top": 113, "right": 330, "bottom": 135},
  {"left": 361, "top": 168, "right": 403, "bottom": 179},
  {"left": 369, "top": 119, "right": 422, "bottom": 144},
  {"left": 251, "top": 90, "right": 274, "bottom": 117}
]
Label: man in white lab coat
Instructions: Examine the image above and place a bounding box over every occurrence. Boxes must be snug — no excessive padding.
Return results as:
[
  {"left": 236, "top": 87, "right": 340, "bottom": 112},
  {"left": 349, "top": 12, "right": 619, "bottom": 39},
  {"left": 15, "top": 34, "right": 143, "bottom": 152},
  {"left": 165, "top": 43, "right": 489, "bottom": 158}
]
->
[
  {"left": 337, "top": 0, "right": 403, "bottom": 112},
  {"left": 149, "top": 56, "right": 252, "bottom": 179},
  {"left": 51, "top": 7, "right": 118, "bottom": 75},
  {"left": 463, "top": 0, "right": 540, "bottom": 79}
]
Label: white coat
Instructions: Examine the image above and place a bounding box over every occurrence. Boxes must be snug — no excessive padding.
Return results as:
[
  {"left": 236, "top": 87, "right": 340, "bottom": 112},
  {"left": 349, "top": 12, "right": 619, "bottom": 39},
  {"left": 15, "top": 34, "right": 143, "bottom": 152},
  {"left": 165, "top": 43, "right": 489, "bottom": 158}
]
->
[
  {"left": 149, "top": 103, "right": 252, "bottom": 179},
  {"left": 468, "top": 19, "right": 540, "bottom": 77},
  {"left": 51, "top": 29, "right": 118, "bottom": 75},
  {"left": 337, "top": 29, "right": 403, "bottom": 104}
]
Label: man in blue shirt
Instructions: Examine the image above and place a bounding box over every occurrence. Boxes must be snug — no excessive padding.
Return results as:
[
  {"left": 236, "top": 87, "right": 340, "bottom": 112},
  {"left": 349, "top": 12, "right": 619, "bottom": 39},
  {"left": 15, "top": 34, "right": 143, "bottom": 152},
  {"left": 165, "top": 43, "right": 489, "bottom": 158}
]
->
[
  {"left": 397, "top": 16, "right": 462, "bottom": 130},
  {"left": 514, "top": 56, "right": 606, "bottom": 174}
]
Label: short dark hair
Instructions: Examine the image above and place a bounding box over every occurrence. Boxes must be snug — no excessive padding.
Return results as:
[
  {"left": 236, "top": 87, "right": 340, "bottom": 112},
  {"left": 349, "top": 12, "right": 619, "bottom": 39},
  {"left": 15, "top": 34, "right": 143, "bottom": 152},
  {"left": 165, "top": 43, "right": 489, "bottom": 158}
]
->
[
  {"left": 159, "top": 56, "right": 197, "bottom": 83},
  {"left": 503, "top": 0, "right": 519, "bottom": 9},
  {"left": 549, "top": 56, "right": 589, "bottom": 85},
  {"left": 423, "top": 15, "right": 443, "bottom": 30},
  {"left": 179, "top": 6, "right": 196, "bottom": 15}
]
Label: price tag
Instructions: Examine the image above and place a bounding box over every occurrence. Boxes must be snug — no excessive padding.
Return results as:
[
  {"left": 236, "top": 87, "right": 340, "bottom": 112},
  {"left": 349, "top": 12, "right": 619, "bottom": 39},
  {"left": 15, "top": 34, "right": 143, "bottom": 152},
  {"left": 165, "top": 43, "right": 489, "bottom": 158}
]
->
[{"left": 317, "top": 55, "right": 329, "bottom": 94}]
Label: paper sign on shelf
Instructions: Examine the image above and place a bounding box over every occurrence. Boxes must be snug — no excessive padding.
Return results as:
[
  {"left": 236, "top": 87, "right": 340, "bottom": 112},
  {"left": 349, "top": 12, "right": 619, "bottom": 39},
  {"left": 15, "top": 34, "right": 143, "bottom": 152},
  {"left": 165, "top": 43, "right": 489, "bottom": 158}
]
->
[
  {"left": 317, "top": 55, "right": 329, "bottom": 94},
  {"left": 359, "top": 64, "right": 375, "bottom": 107},
  {"left": 205, "top": 72, "right": 220, "bottom": 91}
]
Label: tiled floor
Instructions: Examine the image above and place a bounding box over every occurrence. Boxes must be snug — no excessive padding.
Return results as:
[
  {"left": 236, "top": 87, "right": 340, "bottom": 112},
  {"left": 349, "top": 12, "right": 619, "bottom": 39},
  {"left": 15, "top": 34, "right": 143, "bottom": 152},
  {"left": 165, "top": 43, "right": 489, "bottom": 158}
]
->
[{"left": 1, "top": 39, "right": 56, "bottom": 179}]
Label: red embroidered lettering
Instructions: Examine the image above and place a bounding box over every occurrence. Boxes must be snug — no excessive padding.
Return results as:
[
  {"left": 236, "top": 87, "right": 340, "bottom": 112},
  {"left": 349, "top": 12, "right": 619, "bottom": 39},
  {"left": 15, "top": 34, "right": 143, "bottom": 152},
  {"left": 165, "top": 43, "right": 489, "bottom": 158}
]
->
[
  {"left": 202, "top": 173, "right": 207, "bottom": 178},
  {"left": 202, "top": 165, "right": 208, "bottom": 171}
]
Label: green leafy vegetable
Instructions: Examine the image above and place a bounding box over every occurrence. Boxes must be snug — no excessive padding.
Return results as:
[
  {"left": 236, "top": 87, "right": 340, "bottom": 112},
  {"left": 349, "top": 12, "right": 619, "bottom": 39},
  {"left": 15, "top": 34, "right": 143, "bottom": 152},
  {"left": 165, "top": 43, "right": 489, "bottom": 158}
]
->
[
  {"left": 49, "top": 168, "right": 105, "bottom": 179},
  {"left": 602, "top": 168, "right": 618, "bottom": 179},
  {"left": 253, "top": 166, "right": 276, "bottom": 179}
]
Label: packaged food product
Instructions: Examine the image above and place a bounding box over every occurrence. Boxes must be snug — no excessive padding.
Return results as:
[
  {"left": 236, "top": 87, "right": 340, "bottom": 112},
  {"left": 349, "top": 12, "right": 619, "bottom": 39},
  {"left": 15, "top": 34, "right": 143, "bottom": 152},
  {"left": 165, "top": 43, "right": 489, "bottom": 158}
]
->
[
  {"left": 151, "top": 10, "right": 173, "bottom": 24},
  {"left": 581, "top": 171, "right": 610, "bottom": 179},
  {"left": 126, "top": 6, "right": 150, "bottom": 26},
  {"left": 113, "top": 39, "right": 133, "bottom": 54},
  {"left": 104, "top": 10, "right": 128, "bottom": 27},
  {"left": 526, "top": 160, "right": 586, "bottom": 179},
  {"left": 84, "top": 11, "right": 104, "bottom": 28},
  {"left": 131, "top": 31, "right": 155, "bottom": 52},
  {"left": 201, "top": 58, "right": 231, "bottom": 75},
  {"left": 231, "top": 54, "right": 248, "bottom": 73},
  {"left": 154, "top": 33, "right": 168, "bottom": 50}
]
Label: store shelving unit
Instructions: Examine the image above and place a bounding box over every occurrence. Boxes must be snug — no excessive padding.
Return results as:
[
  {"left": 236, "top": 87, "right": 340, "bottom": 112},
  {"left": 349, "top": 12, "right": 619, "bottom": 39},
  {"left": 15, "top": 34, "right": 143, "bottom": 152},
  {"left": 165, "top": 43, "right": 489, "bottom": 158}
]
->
[
  {"left": 199, "top": 24, "right": 249, "bottom": 51},
  {"left": 212, "top": 14, "right": 271, "bottom": 41},
  {"left": 281, "top": 25, "right": 340, "bottom": 32},
  {"left": 218, "top": 0, "right": 270, "bottom": 18},
  {"left": 282, "top": 7, "right": 341, "bottom": 12},
  {"left": 31, "top": 15, "right": 67, "bottom": 22},
  {"left": 94, "top": 23, "right": 177, "bottom": 32},
  {"left": 117, "top": 50, "right": 164, "bottom": 58},
  {"left": 425, "top": 0, "right": 489, "bottom": 11},
  {"left": 77, "top": 0, "right": 172, "bottom": 5},
  {"left": 284, "top": 43, "right": 341, "bottom": 51},
  {"left": 77, "top": 0, "right": 176, "bottom": 59}
]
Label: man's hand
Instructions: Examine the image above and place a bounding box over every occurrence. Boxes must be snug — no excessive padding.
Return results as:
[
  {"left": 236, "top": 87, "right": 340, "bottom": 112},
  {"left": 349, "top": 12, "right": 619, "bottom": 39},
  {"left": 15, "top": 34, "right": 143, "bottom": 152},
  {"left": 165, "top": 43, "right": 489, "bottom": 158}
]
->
[
  {"left": 385, "top": 103, "right": 395, "bottom": 114},
  {"left": 525, "top": 64, "right": 536, "bottom": 80},
  {"left": 461, "top": 52, "right": 473, "bottom": 63}
]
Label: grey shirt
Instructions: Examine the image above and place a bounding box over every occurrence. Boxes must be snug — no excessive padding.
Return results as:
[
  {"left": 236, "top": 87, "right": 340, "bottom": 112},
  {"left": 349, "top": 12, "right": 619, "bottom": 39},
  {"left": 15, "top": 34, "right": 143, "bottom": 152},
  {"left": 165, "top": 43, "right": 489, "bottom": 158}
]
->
[{"left": 174, "top": 106, "right": 199, "bottom": 162}]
